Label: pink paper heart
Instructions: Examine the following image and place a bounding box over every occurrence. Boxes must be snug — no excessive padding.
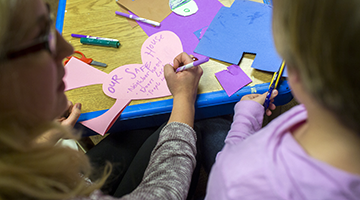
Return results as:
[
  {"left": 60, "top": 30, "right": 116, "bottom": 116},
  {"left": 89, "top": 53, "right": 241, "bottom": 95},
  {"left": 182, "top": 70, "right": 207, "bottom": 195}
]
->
[{"left": 64, "top": 31, "right": 183, "bottom": 135}]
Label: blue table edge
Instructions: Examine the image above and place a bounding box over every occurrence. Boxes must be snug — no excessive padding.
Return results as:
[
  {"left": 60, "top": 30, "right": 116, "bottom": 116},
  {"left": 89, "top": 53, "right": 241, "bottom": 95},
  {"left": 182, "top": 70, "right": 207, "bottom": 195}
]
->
[
  {"left": 78, "top": 81, "right": 292, "bottom": 122},
  {"left": 56, "top": 0, "right": 67, "bottom": 34}
]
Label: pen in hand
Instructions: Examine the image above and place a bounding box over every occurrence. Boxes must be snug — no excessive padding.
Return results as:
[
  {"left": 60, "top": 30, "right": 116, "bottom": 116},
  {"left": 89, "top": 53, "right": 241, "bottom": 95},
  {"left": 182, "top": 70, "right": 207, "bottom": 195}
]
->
[{"left": 176, "top": 57, "right": 209, "bottom": 72}]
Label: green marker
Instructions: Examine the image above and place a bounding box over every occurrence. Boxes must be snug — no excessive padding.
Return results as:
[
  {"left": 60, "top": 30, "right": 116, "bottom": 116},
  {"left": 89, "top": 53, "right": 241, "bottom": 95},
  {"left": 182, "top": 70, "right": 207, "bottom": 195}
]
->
[{"left": 80, "top": 37, "right": 120, "bottom": 48}]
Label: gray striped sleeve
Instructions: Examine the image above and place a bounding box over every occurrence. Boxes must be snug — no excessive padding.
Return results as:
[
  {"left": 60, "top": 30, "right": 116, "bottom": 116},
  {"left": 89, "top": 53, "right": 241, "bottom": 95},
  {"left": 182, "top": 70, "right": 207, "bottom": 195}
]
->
[
  {"left": 79, "top": 122, "right": 197, "bottom": 200},
  {"left": 122, "top": 122, "right": 197, "bottom": 200}
]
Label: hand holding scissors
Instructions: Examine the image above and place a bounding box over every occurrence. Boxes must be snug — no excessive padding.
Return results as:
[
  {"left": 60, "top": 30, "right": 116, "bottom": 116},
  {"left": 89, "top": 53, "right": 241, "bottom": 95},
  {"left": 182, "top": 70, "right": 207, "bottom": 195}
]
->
[
  {"left": 263, "top": 61, "right": 286, "bottom": 111},
  {"left": 64, "top": 51, "right": 107, "bottom": 67}
]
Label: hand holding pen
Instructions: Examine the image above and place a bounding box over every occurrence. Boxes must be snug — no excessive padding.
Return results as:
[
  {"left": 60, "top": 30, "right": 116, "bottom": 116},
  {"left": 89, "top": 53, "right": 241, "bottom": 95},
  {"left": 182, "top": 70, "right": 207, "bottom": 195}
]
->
[
  {"left": 164, "top": 52, "right": 204, "bottom": 126},
  {"left": 164, "top": 53, "right": 204, "bottom": 101},
  {"left": 176, "top": 57, "right": 209, "bottom": 72}
]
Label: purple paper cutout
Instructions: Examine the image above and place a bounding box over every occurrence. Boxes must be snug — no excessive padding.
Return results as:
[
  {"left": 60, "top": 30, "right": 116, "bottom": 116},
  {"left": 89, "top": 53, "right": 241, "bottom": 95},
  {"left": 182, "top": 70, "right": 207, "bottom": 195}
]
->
[
  {"left": 194, "top": 26, "right": 209, "bottom": 40},
  {"left": 193, "top": 29, "right": 202, "bottom": 40},
  {"left": 137, "top": 0, "right": 223, "bottom": 59},
  {"left": 215, "top": 64, "right": 252, "bottom": 97},
  {"left": 199, "top": 26, "right": 208, "bottom": 40},
  {"left": 194, "top": 0, "right": 285, "bottom": 76}
]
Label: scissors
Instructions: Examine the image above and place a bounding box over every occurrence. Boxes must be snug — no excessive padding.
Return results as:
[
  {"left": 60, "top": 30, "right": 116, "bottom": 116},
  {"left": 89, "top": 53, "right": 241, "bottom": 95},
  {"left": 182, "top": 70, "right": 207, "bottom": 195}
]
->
[
  {"left": 64, "top": 51, "right": 107, "bottom": 67},
  {"left": 263, "top": 61, "right": 286, "bottom": 111}
]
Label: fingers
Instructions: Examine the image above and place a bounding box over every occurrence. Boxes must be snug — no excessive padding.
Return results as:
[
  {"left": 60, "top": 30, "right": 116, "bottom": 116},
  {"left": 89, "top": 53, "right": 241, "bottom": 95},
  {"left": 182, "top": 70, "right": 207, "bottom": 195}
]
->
[
  {"left": 262, "top": 89, "right": 279, "bottom": 104},
  {"left": 61, "top": 103, "right": 81, "bottom": 127},
  {"left": 270, "top": 89, "right": 278, "bottom": 100},
  {"left": 173, "top": 52, "right": 193, "bottom": 69},
  {"left": 265, "top": 90, "right": 278, "bottom": 116},
  {"left": 242, "top": 92, "right": 268, "bottom": 105},
  {"left": 189, "top": 63, "right": 203, "bottom": 76},
  {"left": 265, "top": 102, "right": 277, "bottom": 116},
  {"left": 240, "top": 94, "right": 261, "bottom": 101},
  {"left": 264, "top": 89, "right": 278, "bottom": 102},
  {"left": 60, "top": 100, "right": 73, "bottom": 119},
  {"left": 164, "top": 64, "right": 175, "bottom": 79},
  {"left": 240, "top": 90, "right": 279, "bottom": 116}
]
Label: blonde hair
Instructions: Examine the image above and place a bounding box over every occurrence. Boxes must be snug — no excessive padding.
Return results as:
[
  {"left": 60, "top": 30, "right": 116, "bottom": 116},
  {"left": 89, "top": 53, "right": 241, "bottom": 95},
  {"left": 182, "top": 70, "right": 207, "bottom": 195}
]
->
[
  {"left": 273, "top": 0, "right": 360, "bottom": 133},
  {"left": 0, "top": 0, "right": 110, "bottom": 199}
]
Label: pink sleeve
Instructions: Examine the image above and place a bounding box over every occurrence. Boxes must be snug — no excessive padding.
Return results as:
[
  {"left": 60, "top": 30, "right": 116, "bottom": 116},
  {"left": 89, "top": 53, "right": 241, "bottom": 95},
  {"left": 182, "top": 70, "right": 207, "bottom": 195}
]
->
[{"left": 225, "top": 100, "right": 264, "bottom": 145}]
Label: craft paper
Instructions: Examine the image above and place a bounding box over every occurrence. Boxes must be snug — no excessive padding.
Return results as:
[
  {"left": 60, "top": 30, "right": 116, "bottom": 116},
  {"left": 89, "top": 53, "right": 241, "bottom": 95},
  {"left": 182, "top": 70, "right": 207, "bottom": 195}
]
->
[
  {"left": 64, "top": 58, "right": 107, "bottom": 91},
  {"left": 194, "top": 0, "right": 285, "bottom": 76},
  {"left": 117, "top": 0, "right": 172, "bottom": 22},
  {"left": 64, "top": 31, "right": 183, "bottom": 135},
  {"left": 137, "top": 0, "right": 223, "bottom": 60},
  {"left": 215, "top": 65, "right": 252, "bottom": 96},
  {"left": 193, "top": 26, "right": 208, "bottom": 40},
  {"left": 193, "top": 29, "right": 201, "bottom": 40},
  {"left": 199, "top": 26, "right": 208, "bottom": 40},
  {"left": 170, "top": 0, "right": 199, "bottom": 16}
]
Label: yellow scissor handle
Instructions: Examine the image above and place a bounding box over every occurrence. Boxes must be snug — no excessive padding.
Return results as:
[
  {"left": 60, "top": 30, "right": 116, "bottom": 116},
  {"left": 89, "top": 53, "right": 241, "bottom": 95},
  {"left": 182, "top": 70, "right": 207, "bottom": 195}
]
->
[{"left": 274, "top": 61, "right": 286, "bottom": 88}]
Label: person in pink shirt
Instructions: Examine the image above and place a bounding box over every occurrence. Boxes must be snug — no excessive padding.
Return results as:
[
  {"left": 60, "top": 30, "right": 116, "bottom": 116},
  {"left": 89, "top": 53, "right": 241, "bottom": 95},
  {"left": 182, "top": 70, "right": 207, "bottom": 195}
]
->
[{"left": 204, "top": 0, "right": 360, "bottom": 199}]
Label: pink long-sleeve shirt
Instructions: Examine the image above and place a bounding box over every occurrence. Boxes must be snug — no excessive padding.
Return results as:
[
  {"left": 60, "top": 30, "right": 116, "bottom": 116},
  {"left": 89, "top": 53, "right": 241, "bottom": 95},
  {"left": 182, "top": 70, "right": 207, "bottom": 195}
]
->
[{"left": 206, "top": 101, "right": 360, "bottom": 200}]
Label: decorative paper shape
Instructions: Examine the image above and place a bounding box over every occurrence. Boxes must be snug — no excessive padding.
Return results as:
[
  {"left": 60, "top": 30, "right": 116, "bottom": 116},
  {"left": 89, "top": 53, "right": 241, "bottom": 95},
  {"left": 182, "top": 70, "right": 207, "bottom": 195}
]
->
[
  {"left": 117, "top": 0, "right": 172, "bottom": 22},
  {"left": 194, "top": 0, "right": 285, "bottom": 76},
  {"left": 199, "top": 26, "right": 208, "bottom": 40},
  {"left": 193, "top": 29, "right": 201, "bottom": 40},
  {"left": 64, "top": 58, "right": 107, "bottom": 91},
  {"left": 170, "top": 0, "right": 199, "bottom": 16},
  {"left": 193, "top": 26, "right": 208, "bottom": 40},
  {"left": 137, "top": 0, "right": 223, "bottom": 60},
  {"left": 215, "top": 64, "right": 252, "bottom": 97},
  {"left": 64, "top": 31, "right": 183, "bottom": 135}
]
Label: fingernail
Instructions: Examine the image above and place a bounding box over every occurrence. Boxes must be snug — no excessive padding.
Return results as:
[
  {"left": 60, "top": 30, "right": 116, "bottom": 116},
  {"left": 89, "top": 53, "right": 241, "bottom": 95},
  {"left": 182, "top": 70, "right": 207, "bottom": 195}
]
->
[{"left": 75, "top": 103, "right": 81, "bottom": 110}]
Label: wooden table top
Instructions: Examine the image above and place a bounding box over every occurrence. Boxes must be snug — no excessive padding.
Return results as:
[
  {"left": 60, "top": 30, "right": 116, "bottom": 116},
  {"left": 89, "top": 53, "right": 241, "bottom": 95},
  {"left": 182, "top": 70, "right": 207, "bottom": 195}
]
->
[{"left": 62, "top": 0, "right": 272, "bottom": 114}]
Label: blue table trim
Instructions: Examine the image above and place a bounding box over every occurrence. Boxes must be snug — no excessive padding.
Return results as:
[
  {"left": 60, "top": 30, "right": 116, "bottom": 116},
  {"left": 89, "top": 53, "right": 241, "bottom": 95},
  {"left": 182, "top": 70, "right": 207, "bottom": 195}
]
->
[
  {"left": 79, "top": 80, "right": 291, "bottom": 122},
  {"left": 76, "top": 81, "right": 292, "bottom": 136},
  {"left": 55, "top": 0, "right": 67, "bottom": 34}
]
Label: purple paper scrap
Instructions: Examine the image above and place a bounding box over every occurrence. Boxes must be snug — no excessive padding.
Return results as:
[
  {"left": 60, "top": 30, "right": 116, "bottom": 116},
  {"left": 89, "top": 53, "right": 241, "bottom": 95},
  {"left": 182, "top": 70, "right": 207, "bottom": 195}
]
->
[
  {"left": 215, "top": 64, "right": 252, "bottom": 97},
  {"left": 193, "top": 26, "right": 208, "bottom": 40}
]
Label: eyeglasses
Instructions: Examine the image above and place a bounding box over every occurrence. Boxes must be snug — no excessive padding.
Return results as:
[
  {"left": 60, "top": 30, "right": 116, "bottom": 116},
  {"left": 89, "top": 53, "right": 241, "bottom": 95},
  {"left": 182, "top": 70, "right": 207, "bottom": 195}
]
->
[{"left": 5, "top": 23, "right": 57, "bottom": 60}]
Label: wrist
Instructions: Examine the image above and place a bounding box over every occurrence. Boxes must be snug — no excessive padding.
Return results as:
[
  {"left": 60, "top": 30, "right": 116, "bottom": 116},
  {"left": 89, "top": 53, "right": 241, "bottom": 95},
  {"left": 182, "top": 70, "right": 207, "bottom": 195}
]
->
[
  {"left": 168, "top": 96, "right": 196, "bottom": 127},
  {"left": 173, "top": 93, "right": 196, "bottom": 105}
]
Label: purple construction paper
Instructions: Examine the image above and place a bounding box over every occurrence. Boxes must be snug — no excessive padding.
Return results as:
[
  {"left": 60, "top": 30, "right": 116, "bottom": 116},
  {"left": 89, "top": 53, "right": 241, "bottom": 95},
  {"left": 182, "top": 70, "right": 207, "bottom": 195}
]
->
[
  {"left": 215, "top": 64, "right": 252, "bottom": 97},
  {"left": 194, "top": 0, "right": 285, "bottom": 76},
  {"left": 199, "top": 26, "right": 208, "bottom": 39},
  {"left": 193, "top": 26, "right": 208, "bottom": 40},
  {"left": 137, "top": 0, "right": 223, "bottom": 59}
]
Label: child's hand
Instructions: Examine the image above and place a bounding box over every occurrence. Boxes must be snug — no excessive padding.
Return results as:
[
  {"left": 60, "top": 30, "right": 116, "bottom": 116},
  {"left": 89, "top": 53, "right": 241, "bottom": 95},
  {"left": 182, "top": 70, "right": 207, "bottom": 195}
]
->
[{"left": 240, "top": 90, "right": 278, "bottom": 116}]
